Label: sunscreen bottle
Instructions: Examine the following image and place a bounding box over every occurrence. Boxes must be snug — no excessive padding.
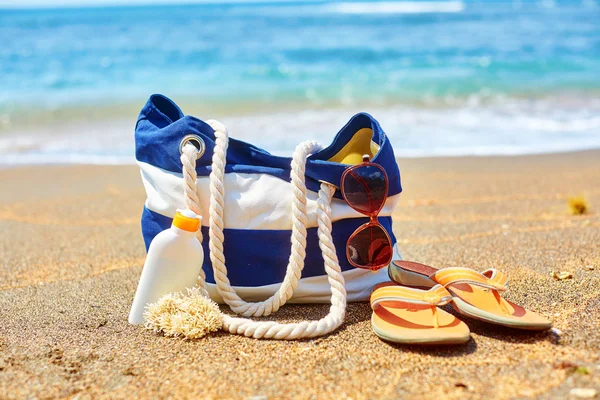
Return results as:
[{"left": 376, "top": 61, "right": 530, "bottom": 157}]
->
[{"left": 128, "top": 209, "right": 204, "bottom": 325}]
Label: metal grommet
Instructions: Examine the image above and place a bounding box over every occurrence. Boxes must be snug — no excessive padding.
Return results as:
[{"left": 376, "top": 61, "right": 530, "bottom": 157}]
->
[{"left": 179, "top": 134, "right": 205, "bottom": 159}]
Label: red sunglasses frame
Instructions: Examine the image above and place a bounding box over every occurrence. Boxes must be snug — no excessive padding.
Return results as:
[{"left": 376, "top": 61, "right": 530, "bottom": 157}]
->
[{"left": 340, "top": 155, "right": 392, "bottom": 271}]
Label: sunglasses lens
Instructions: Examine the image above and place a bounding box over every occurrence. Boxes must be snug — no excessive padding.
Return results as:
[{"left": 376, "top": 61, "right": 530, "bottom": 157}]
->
[
  {"left": 347, "top": 224, "right": 392, "bottom": 270},
  {"left": 342, "top": 165, "right": 387, "bottom": 215}
]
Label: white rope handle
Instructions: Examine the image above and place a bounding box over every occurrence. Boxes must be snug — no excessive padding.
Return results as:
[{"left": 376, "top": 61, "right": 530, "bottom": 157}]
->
[
  {"left": 180, "top": 144, "right": 209, "bottom": 298},
  {"left": 180, "top": 120, "right": 347, "bottom": 339}
]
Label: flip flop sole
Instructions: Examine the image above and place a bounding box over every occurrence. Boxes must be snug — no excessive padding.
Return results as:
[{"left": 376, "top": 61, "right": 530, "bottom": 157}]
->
[
  {"left": 390, "top": 263, "right": 552, "bottom": 331},
  {"left": 388, "top": 265, "right": 436, "bottom": 289},
  {"left": 372, "top": 323, "right": 470, "bottom": 345},
  {"left": 371, "top": 307, "right": 470, "bottom": 345},
  {"left": 451, "top": 297, "right": 552, "bottom": 331}
]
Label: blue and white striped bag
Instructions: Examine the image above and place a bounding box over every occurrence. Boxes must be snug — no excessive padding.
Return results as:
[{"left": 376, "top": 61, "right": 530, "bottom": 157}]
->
[{"left": 135, "top": 94, "right": 402, "bottom": 304}]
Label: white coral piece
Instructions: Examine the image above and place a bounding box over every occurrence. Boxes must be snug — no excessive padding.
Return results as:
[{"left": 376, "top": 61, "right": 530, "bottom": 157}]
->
[{"left": 144, "top": 287, "right": 223, "bottom": 339}]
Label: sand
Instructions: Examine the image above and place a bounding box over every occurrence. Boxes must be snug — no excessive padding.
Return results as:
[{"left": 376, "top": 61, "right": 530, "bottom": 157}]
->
[{"left": 1, "top": 150, "right": 599, "bottom": 399}]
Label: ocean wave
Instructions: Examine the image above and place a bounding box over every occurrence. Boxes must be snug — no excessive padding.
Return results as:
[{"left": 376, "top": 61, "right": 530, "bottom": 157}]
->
[
  {"left": 0, "top": 153, "right": 134, "bottom": 166},
  {"left": 2, "top": 97, "right": 599, "bottom": 166},
  {"left": 0, "top": 0, "right": 465, "bottom": 11},
  {"left": 324, "top": 1, "right": 465, "bottom": 15}
]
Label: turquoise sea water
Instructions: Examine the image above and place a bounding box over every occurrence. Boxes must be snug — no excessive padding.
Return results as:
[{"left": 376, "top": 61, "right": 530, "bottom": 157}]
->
[{"left": 1, "top": 0, "right": 600, "bottom": 163}]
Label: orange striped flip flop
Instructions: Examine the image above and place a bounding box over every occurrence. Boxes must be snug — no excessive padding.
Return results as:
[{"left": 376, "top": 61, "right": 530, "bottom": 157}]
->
[
  {"left": 388, "top": 261, "right": 552, "bottom": 331},
  {"left": 370, "top": 282, "right": 470, "bottom": 345}
]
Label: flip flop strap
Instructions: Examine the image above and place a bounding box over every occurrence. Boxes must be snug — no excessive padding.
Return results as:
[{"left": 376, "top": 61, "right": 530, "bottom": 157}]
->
[
  {"left": 370, "top": 284, "right": 453, "bottom": 310},
  {"left": 430, "top": 267, "right": 508, "bottom": 292}
]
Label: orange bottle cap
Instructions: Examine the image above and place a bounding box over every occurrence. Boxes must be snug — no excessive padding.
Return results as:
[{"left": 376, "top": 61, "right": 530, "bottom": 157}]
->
[{"left": 173, "top": 210, "right": 201, "bottom": 232}]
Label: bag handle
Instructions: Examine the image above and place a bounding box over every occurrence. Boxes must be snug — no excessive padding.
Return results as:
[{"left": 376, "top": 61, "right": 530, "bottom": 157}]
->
[{"left": 179, "top": 120, "right": 347, "bottom": 339}]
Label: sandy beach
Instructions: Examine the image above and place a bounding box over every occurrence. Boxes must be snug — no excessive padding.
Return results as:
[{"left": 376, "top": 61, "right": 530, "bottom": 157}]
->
[{"left": 1, "top": 150, "right": 599, "bottom": 399}]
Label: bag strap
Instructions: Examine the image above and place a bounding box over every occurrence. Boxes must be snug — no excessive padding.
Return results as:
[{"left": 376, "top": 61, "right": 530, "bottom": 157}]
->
[{"left": 179, "top": 119, "right": 347, "bottom": 339}]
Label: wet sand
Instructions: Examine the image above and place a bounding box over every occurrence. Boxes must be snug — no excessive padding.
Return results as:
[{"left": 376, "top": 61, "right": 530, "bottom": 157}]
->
[{"left": 1, "top": 150, "right": 599, "bottom": 399}]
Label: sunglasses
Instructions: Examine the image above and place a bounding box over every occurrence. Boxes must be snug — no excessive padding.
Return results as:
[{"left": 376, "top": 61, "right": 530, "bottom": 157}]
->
[{"left": 341, "top": 155, "right": 392, "bottom": 271}]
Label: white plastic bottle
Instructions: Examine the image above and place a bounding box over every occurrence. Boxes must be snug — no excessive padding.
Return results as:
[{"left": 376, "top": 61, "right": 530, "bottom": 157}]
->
[{"left": 128, "top": 209, "right": 204, "bottom": 325}]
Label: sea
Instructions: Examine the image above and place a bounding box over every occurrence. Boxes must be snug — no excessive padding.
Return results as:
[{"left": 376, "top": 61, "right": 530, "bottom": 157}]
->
[{"left": 1, "top": 0, "right": 599, "bottom": 164}]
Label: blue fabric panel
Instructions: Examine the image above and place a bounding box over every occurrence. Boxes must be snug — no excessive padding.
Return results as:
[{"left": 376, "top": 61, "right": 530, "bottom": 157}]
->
[
  {"left": 135, "top": 94, "right": 402, "bottom": 198},
  {"left": 141, "top": 207, "right": 397, "bottom": 287}
]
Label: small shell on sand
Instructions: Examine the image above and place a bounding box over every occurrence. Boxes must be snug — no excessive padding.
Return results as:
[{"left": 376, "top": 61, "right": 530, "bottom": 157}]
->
[
  {"left": 550, "top": 327, "right": 563, "bottom": 336},
  {"left": 552, "top": 271, "right": 573, "bottom": 280},
  {"left": 569, "top": 388, "right": 597, "bottom": 398},
  {"left": 567, "top": 196, "right": 588, "bottom": 215}
]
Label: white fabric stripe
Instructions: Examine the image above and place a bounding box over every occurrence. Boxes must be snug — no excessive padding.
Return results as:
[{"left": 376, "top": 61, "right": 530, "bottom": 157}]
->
[
  {"left": 139, "top": 160, "right": 400, "bottom": 230},
  {"left": 208, "top": 265, "right": 389, "bottom": 303},
  {"left": 207, "top": 244, "right": 402, "bottom": 303}
]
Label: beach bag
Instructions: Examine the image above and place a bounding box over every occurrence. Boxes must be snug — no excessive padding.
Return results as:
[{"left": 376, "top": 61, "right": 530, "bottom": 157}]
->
[{"left": 135, "top": 94, "right": 403, "bottom": 338}]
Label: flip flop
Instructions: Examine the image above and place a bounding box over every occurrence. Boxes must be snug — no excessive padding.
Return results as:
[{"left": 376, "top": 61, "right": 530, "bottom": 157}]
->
[
  {"left": 370, "top": 282, "right": 470, "bottom": 345},
  {"left": 388, "top": 261, "right": 552, "bottom": 331}
]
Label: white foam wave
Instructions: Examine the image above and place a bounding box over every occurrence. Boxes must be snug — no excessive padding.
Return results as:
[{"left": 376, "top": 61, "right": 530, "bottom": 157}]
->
[
  {"left": 1, "top": 96, "right": 600, "bottom": 166},
  {"left": 2, "top": 0, "right": 465, "bottom": 11},
  {"left": 325, "top": 1, "right": 465, "bottom": 15},
  {"left": 392, "top": 142, "right": 600, "bottom": 158},
  {"left": 0, "top": 0, "right": 324, "bottom": 9},
  {"left": 0, "top": 153, "right": 134, "bottom": 166}
]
